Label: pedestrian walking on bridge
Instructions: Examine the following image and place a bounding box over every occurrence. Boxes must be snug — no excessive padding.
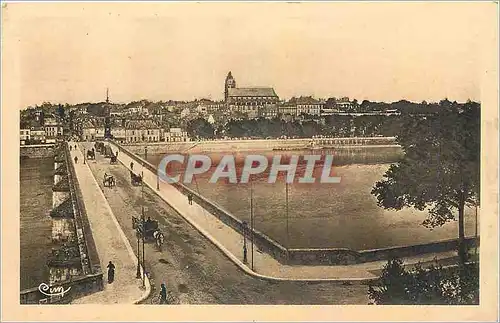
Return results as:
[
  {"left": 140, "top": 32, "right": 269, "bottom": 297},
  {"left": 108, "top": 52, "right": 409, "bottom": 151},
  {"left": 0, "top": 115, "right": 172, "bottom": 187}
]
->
[
  {"left": 159, "top": 283, "right": 167, "bottom": 304},
  {"left": 107, "top": 261, "right": 116, "bottom": 284},
  {"left": 74, "top": 156, "right": 78, "bottom": 164},
  {"left": 188, "top": 193, "right": 193, "bottom": 205}
]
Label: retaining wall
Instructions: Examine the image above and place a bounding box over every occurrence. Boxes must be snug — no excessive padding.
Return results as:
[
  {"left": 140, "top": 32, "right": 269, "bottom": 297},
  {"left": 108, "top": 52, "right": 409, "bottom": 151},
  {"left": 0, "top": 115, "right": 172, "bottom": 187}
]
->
[
  {"left": 287, "top": 237, "right": 479, "bottom": 265},
  {"left": 20, "top": 273, "right": 103, "bottom": 304},
  {"left": 20, "top": 144, "right": 56, "bottom": 158},
  {"left": 122, "top": 137, "right": 399, "bottom": 155}
]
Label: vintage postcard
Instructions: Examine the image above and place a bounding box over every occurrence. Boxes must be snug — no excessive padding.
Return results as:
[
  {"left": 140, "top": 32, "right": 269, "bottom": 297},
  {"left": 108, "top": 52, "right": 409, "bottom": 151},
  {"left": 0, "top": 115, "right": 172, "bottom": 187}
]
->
[{"left": 2, "top": 1, "right": 498, "bottom": 322}]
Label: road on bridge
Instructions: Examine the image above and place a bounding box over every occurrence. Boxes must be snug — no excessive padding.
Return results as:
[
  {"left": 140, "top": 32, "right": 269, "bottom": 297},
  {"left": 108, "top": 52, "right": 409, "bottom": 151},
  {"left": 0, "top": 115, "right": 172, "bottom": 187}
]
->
[{"left": 80, "top": 142, "right": 369, "bottom": 305}]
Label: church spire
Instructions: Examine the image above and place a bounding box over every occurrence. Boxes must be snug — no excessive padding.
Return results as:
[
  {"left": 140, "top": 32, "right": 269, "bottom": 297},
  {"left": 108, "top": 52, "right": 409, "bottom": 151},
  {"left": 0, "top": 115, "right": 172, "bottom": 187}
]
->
[{"left": 106, "top": 88, "right": 109, "bottom": 103}]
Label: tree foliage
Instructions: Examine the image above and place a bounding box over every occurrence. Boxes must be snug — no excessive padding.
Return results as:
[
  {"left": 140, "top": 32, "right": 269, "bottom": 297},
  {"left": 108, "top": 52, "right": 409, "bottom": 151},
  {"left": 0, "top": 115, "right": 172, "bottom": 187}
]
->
[
  {"left": 368, "top": 258, "right": 479, "bottom": 305},
  {"left": 186, "top": 117, "right": 215, "bottom": 139},
  {"left": 371, "top": 101, "right": 480, "bottom": 264}
]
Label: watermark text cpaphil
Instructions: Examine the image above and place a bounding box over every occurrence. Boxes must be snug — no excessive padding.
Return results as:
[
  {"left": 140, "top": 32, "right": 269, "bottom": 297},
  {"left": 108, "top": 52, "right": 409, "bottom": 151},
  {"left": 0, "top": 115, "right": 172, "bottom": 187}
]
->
[{"left": 157, "top": 154, "right": 341, "bottom": 184}]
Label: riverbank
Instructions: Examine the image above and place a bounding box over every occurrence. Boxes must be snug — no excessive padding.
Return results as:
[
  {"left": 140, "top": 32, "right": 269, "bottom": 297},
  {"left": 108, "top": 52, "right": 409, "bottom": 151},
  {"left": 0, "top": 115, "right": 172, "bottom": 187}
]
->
[{"left": 122, "top": 136, "right": 399, "bottom": 155}]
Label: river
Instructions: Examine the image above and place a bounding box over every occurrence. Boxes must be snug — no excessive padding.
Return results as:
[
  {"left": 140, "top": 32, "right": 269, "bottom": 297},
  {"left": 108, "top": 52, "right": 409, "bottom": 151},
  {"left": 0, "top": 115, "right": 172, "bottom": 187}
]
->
[
  {"left": 146, "top": 148, "right": 478, "bottom": 250},
  {"left": 20, "top": 157, "right": 54, "bottom": 290}
]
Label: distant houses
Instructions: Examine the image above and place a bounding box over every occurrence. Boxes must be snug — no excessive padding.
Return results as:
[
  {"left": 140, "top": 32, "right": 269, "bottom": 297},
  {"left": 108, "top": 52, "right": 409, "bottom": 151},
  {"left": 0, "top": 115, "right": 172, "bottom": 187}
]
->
[
  {"left": 20, "top": 112, "right": 64, "bottom": 145},
  {"left": 124, "top": 119, "right": 161, "bottom": 143}
]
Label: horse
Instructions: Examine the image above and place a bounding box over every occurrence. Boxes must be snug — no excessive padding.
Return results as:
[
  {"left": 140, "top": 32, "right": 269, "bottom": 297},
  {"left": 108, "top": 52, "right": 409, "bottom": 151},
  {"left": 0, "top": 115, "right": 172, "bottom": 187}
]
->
[
  {"left": 103, "top": 174, "right": 115, "bottom": 187},
  {"left": 153, "top": 230, "right": 164, "bottom": 251}
]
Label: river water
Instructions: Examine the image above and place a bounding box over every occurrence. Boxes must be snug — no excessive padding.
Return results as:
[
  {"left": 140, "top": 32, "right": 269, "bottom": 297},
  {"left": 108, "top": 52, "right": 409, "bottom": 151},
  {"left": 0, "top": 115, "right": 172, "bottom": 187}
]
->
[
  {"left": 20, "top": 158, "right": 54, "bottom": 290},
  {"left": 147, "top": 148, "right": 478, "bottom": 250}
]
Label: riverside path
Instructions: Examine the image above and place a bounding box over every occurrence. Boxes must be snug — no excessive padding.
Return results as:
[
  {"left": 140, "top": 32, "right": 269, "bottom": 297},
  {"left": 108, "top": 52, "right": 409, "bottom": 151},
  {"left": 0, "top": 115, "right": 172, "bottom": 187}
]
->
[{"left": 68, "top": 142, "right": 149, "bottom": 304}]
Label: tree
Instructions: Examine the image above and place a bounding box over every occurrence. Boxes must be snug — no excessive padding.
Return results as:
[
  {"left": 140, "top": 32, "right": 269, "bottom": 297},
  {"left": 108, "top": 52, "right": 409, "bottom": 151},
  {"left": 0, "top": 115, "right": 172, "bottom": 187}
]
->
[
  {"left": 368, "top": 258, "right": 479, "bottom": 305},
  {"left": 186, "top": 117, "right": 215, "bottom": 139},
  {"left": 371, "top": 101, "right": 480, "bottom": 266}
]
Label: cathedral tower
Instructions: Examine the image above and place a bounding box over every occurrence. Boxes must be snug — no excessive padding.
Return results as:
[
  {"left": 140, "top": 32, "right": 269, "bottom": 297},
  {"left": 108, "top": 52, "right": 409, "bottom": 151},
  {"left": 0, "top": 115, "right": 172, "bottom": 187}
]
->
[{"left": 224, "top": 71, "right": 236, "bottom": 101}]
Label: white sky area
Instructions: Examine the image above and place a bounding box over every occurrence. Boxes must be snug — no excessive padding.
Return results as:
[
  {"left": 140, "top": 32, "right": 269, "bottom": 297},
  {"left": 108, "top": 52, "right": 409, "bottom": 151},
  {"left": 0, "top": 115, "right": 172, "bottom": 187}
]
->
[{"left": 3, "top": 2, "right": 495, "bottom": 109}]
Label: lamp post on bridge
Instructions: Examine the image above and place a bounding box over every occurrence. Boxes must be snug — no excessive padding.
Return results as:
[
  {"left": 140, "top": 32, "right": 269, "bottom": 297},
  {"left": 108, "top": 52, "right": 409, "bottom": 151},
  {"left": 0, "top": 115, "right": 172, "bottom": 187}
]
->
[
  {"left": 141, "top": 169, "right": 146, "bottom": 287},
  {"left": 136, "top": 233, "right": 141, "bottom": 279},
  {"left": 242, "top": 221, "right": 248, "bottom": 264}
]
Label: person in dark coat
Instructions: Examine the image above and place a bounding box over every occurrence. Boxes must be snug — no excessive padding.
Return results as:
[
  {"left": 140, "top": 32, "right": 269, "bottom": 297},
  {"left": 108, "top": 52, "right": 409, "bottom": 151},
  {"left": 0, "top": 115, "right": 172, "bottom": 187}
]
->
[
  {"left": 188, "top": 193, "right": 193, "bottom": 205},
  {"left": 159, "top": 283, "right": 167, "bottom": 304},
  {"left": 130, "top": 162, "right": 134, "bottom": 170},
  {"left": 107, "top": 261, "right": 115, "bottom": 284},
  {"left": 74, "top": 156, "right": 78, "bottom": 164}
]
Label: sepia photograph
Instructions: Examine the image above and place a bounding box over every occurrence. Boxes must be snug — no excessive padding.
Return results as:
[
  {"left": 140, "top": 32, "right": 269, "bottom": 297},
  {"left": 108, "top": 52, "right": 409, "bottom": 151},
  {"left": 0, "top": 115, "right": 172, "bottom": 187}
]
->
[{"left": 2, "top": 1, "right": 498, "bottom": 321}]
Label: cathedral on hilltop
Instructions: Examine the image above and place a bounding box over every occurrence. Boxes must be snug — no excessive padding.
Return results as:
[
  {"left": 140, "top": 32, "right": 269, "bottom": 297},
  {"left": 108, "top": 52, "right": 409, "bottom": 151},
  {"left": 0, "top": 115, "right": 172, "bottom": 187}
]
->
[{"left": 224, "top": 71, "right": 279, "bottom": 116}]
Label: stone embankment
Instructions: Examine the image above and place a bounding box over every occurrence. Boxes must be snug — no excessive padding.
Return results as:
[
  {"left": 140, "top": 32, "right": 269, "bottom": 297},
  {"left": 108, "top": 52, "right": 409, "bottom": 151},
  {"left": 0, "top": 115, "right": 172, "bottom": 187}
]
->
[
  {"left": 122, "top": 137, "right": 400, "bottom": 155},
  {"left": 20, "top": 144, "right": 56, "bottom": 158}
]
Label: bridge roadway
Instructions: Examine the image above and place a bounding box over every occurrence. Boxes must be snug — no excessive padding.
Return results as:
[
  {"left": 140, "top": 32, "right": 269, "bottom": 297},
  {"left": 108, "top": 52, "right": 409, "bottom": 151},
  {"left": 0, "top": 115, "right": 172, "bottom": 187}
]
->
[{"left": 76, "top": 142, "right": 371, "bottom": 304}]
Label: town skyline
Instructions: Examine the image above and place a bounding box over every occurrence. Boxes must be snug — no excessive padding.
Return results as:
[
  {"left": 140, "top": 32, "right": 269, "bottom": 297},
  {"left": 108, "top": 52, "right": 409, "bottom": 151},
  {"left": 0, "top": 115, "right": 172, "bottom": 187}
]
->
[{"left": 4, "top": 2, "right": 493, "bottom": 110}]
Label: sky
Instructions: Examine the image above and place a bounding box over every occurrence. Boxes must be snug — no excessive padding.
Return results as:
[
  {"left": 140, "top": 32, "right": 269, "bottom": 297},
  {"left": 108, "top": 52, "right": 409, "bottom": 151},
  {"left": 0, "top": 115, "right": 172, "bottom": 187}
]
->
[{"left": 2, "top": 2, "right": 497, "bottom": 109}]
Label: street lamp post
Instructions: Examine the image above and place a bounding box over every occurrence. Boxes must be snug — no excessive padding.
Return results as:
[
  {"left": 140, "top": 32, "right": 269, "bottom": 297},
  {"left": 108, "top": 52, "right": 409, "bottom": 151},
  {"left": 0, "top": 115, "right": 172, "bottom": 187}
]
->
[
  {"left": 250, "top": 180, "right": 254, "bottom": 271},
  {"left": 242, "top": 221, "right": 248, "bottom": 264},
  {"left": 136, "top": 233, "right": 141, "bottom": 279},
  {"left": 141, "top": 170, "right": 146, "bottom": 287},
  {"left": 285, "top": 181, "right": 289, "bottom": 249}
]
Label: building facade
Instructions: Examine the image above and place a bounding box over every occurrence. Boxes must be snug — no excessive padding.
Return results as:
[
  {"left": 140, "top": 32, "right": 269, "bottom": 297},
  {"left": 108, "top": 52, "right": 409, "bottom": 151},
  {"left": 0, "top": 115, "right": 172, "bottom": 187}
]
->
[
  {"left": 224, "top": 72, "right": 279, "bottom": 117},
  {"left": 164, "top": 128, "right": 189, "bottom": 142},
  {"left": 30, "top": 128, "right": 46, "bottom": 143},
  {"left": 20, "top": 129, "right": 31, "bottom": 141},
  {"left": 44, "top": 117, "right": 63, "bottom": 139},
  {"left": 292, "top": 97, "right": 323, "bottom": 116},
  {"left": 125, "top": 119, "right": 161, "bottom": 143}
]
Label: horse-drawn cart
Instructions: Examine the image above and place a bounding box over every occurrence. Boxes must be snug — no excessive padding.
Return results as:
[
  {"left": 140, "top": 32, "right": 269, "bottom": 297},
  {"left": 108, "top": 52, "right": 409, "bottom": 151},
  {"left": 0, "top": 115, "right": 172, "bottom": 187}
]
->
[
  {"left": 103, "top": 173, "right": 115, "bottom": 188},
  {"left": 86, "top": 149, "right": 95, "bottom": 160},
  {"left": 132, "top": 216, "right": 164, "bottom": 250},
  {"left": 104, "top": 145, "right": 114, "bottom": 158},
  {"left": 95, "top": 142, "right": 105, "bottom": 155},
  {"left": 130, "top": 171, "right": 142, "bottom": 186}
]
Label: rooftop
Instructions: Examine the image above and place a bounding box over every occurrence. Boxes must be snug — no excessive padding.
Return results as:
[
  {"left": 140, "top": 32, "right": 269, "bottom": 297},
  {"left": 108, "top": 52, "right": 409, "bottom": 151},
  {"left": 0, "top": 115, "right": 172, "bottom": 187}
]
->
[
  {"left": 228, "top": 87, "right": 278, "bottom": 98},
  {"left": 288, "top": 96, "right": 322, "bottom": 105},
  {"left": 125, "top": 119, "right": 160, "bottom": 130}
]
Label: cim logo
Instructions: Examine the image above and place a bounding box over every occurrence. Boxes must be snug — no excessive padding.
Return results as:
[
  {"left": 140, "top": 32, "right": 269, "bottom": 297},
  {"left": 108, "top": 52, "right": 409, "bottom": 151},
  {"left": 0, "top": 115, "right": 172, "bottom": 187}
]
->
[{"left": 38, "top": 283, "right": 71, "bottom": 298}]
